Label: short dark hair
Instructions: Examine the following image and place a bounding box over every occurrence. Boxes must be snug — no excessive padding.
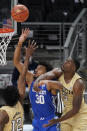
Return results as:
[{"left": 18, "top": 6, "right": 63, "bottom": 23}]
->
[
  {"left": 72, "top": 57, "right": 80, "bottom": 71},
  {"left": 0, "top": 85, "right": 20, "bottom": 106},
  {"left": 38, "top": 62, "right": 53, "bottom": 72}
]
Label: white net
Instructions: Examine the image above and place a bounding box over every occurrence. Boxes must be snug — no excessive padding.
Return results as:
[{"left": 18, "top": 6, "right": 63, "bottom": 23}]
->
[{"left": 0, "top": 32, "right": 14, "bottom": 66}]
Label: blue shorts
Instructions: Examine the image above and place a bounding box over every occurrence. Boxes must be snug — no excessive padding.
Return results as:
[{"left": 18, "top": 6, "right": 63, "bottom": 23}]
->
[{"left": 32, "top": 115, "right": 60, "bottom": 131}]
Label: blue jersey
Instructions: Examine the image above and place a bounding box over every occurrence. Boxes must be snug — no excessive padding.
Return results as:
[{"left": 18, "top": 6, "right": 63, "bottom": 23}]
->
[{"left": 29, "top": 81, "right": 56, "bottom": 119}]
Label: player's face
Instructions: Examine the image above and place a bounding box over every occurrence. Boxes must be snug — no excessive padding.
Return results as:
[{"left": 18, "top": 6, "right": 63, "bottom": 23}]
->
[
  {"left": 62, "top": 58, "right": 75, "bottom": 73},
  {"left": 34, "top": 65, "right": 46, "bottom": 78}
]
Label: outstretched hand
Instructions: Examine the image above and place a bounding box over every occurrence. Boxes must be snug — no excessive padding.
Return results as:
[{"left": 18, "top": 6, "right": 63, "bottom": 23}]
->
[
  {"left": 26, "top": 40, "right": 38, "bottom": 57},
  {"left": 43, "top": 118, "right": 59, "bottom": 127},
  {"left": 19, "top": 28, "right": 30, "bottom": 44}
]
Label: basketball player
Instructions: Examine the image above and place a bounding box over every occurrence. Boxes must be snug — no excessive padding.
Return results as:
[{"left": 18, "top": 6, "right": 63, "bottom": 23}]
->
[
  {"left": 0, "top": 38, "right": 35, "bottom": 131},
  {"left": 34, "top": 57, "right": 87, "bottom": 131},
  {"left": 13, "top": 28, "right": 62, "bottom": 131}
]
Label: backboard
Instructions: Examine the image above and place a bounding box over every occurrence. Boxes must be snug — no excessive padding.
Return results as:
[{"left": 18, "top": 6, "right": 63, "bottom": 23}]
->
[{"left": 0, "top": 0, "right": 18, "bottom": 34}]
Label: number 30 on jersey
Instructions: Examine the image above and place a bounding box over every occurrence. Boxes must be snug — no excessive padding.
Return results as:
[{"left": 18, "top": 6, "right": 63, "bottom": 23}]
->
[{"left": 35, "top": 94, "right": 45, "bottom": 104}]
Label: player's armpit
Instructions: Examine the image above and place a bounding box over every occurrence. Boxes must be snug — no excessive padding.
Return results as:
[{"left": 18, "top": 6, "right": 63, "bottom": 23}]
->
[{"left": 0, "top": 110, "right": 9, "bottom": 130}]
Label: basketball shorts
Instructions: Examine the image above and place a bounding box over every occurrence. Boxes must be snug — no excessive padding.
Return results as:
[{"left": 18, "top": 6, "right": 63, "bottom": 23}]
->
[{"left": 32, "top": 115, "right": 60, "bottom": 131}]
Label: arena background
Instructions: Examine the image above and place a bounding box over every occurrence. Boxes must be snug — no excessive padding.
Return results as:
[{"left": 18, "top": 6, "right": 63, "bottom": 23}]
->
[{"left": 0, "top": 0, "right": 87, "bottom": 130}]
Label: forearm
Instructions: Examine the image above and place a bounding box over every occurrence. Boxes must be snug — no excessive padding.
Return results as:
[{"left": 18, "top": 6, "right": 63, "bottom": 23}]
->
[
  {"left": 47, "top": 81, "right": 63, "bottom": 90},
  {"left": 34, "top": 74, "right": 47, "bottom": 85},
  {"left": 34, "top": 72, "right": 55, "bottom": 87},
  {"left": 58, "top": 109, "right": 79, "bottom": 122},
  {"left": 48, "top": 81, "right": 72, "bottom": 94},
  {"left": 13, "top": 41, "right": 22, "bottom": 65},
  {"left": 21, "top": 54, "right": 30, "bottom": 80}
]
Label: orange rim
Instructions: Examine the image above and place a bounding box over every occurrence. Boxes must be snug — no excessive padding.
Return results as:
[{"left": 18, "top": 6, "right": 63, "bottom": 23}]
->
[{"left": 0, "top": 28, "right": 14, "bottom": 33}]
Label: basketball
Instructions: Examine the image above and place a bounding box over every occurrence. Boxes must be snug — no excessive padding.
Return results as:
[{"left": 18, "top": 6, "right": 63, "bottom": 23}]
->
[{"left": 11, "top": 4, "right": 29, "bottom": 22}]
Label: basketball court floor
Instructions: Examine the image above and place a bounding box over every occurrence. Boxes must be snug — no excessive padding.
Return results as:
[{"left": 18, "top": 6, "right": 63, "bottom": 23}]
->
[{"left": 23, "top": 124, "right": 33, "bottom": 131}]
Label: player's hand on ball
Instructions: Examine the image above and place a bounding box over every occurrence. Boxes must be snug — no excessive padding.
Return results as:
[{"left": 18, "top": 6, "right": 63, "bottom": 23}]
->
[{"left": 19, "top": 28, "right": 30, "bottom": 44}]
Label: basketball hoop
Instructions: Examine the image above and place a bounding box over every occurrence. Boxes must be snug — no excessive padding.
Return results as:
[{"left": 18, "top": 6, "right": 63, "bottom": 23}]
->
[{"left": 0, "top": 28, "right": 14, "bottom": 66}]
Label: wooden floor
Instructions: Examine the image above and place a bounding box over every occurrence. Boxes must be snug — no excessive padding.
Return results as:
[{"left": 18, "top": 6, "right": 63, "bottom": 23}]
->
[{"left": 23, "top": 124, "right": 33, "bottom": 131}]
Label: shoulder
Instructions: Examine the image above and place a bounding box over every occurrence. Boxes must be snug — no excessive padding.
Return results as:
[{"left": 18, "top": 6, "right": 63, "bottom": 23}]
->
[
  {"left": 73, "top": 78, "right": 85, "bottom": 94},
  {"left": 0, "top": 110, "right": 9, "bottom": 124},
  {"left": 75, "top": 78, "right": 85, "bottom": 87}
]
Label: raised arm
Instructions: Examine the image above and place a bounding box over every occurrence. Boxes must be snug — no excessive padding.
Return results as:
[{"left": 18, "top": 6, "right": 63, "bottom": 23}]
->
[
  {"left": 13, "top": 28, "right": 35, "bottom": 87},
  {"left": 18, "top": 40, "right": 38, "bottom": 103},
  {"left": 13, "top": 28, "right": 30, "bottom": 73}
]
